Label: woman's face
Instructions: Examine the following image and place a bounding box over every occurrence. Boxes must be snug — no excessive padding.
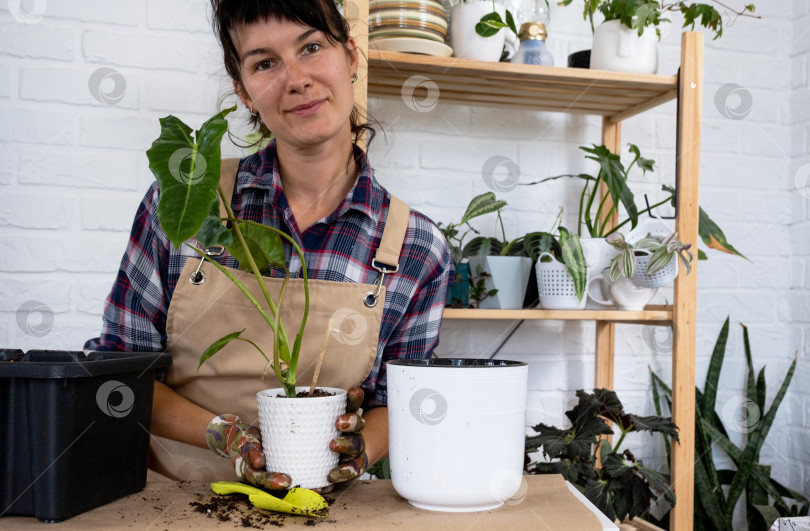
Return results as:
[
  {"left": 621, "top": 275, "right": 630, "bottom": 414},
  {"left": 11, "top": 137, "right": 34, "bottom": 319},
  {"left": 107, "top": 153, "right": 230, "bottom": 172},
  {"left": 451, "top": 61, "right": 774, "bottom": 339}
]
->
[{"left": 232, "top": 17, "right": 358, "bottom": 149}]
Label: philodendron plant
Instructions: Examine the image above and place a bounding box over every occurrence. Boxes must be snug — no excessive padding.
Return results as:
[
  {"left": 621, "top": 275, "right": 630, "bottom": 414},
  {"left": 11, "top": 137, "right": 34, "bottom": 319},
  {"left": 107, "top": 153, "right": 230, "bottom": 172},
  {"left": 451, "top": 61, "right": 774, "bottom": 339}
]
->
[{"left": 146, "top": 106, "right": 307, "bottom": 398}]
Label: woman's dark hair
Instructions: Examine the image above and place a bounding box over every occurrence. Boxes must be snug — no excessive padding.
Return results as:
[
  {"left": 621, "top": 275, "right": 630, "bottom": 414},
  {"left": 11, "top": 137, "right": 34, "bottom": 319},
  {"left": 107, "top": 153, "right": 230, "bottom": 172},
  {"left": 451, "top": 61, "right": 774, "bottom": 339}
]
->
[{"left": 210, "top": 0, "right": 376, "bottom": 146}]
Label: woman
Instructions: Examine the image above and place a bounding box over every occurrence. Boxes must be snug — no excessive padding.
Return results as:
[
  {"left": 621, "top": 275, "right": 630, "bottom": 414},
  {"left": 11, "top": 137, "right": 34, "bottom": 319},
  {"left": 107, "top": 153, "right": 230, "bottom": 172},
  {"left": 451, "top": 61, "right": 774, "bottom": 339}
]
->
[{"left": 85, "top": 0, "right": 451, "bottom": 490}]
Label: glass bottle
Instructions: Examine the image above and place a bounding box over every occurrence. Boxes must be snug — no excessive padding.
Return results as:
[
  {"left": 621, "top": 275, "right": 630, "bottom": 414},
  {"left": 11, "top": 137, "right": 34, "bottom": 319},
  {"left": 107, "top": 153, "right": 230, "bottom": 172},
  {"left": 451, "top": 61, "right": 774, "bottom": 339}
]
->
[{"left": 511, "top": 22, "right": 554, "bottom": 66}]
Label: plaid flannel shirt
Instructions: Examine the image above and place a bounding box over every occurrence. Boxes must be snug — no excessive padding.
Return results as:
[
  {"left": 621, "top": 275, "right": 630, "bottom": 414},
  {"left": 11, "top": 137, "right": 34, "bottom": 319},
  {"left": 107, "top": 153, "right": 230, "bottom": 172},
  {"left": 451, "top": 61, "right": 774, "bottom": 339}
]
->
[{"left": 85, "top": 141, "right": 452, "bottom": 407}]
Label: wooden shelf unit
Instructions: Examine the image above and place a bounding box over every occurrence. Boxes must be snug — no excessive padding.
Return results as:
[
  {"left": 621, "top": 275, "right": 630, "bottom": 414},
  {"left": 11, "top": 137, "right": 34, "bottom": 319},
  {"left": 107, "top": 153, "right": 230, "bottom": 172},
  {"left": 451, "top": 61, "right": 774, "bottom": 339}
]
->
[
  {"left": 443, "top": 305, "right": 673, "bottom": 325},
  {"left": 349, "top": 4, "right": 701, "bottom": 528}
]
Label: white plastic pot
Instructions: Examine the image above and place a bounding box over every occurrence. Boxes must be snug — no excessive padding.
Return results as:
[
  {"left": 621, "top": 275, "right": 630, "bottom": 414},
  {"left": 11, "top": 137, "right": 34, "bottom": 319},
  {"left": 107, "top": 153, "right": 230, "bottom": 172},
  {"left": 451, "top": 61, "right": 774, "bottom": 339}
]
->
[
  {"left": 590, "top": 20, "right": 658, "bottom": 74},
  {"left": 467, "top": 255, "right": 532, "bottom": 309},
  {"left": 387, "top": 358, "right": 528, "bottom": 512},
  {"left": 450, "top": 1, "right": 506, "bottom": 62},
  {"left": 535, "top": 252, "right": 588, "bottom": 310},
  {"left": 256, "top": 387, "right": 347, "bottom": 489},
  {"left": 633, "top": 250, "right": 679, "bottom": 288}
]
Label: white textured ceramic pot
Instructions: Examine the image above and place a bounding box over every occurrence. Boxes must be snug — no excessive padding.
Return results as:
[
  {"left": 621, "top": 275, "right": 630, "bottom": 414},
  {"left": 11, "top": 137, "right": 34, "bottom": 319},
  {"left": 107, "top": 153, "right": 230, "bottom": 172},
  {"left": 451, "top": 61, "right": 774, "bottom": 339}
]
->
[
  {"left": 387, "top": 359, "right": 528, "bottom": 512},
  {"left": 467, "top": 255, "right": 532, "bottom": 309},
  {"left": 590, "top": 20, "right": 658, "bottom": 74},
  {"left": 256, "top": 387, "right": 347, "bottom": 489},
  {"left": 450, "top": 1, "right": 506, "bottom": 62}
]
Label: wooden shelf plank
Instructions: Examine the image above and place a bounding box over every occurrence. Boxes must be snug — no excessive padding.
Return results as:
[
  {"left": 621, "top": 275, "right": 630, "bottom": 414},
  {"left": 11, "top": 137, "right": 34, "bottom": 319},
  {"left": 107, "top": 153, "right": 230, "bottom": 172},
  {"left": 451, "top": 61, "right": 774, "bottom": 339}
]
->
[
  {"left": 442, "top": 305, "right": 672, "bottom": 324},
  {"left": 368, "top": 50, "right": 678, "bottom": 119}
]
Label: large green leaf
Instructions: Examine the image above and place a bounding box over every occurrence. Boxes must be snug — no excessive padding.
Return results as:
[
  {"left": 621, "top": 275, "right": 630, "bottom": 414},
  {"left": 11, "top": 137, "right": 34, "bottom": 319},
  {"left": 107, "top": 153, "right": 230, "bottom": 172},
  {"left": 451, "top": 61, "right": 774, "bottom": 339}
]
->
[
  {"left": 460, "top": 192, "right": 507, "bottom": 225},
  {"left": 148, "top": 106, "right": 236, "bottom": 247},
  {"left": 226, "top": 222, "right": 286, "bottom": 274},
  {"left": 508, "top": 231, "right": 559, "bottom": 261},
  {"left": 559, "top": 227, "right": 586, "bottom": 301},
  {"left": 723, "top": 357, "right": 797, "bottom": 524},
  {"left": 462, "top": 235, "right": 503, "bottom": 258},
  {"left": 699, "top": 207, "right": 748, "bottom": 259},
  {"left": 702, "top": 317, "right": 729, "bottom": 420},
  {"left": 196, "top": 196, "right": 233, "bottom": 248}
]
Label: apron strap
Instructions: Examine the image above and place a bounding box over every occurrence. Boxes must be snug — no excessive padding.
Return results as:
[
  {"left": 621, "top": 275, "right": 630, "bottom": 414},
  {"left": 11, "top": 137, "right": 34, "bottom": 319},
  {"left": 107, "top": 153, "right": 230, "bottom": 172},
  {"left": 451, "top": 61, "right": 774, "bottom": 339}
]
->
[
  {"left": 216, "top": 158, "right": 410, "bottom": 269},
  {"left": 218, "top": 158, "right": 241, "bottom": 222}
]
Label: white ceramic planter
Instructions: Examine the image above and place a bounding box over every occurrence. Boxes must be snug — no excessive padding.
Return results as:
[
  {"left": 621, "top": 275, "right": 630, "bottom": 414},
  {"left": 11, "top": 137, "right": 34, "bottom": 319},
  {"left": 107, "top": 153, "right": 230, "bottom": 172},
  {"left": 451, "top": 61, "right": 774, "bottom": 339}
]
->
[
  {"left": 256, "top": 387, "right": 347, "bottom": 489},
  {"left": 587, "top": 271, "right": 658, "bottom": 311},
  {"left": 450, "top": 1, "right": 506, "bottom": 62},
  {"left": 590, "top": 20, "right": 658, "bottom": 74},
  {"left": 387, "top": 358, "right": 528, "bottom": 512},
  {"left": 579, "top": 237, "right": 619, "bottom": 277},
  {"left": 467, "top": 255, "right": 532, "bottom": 309}
]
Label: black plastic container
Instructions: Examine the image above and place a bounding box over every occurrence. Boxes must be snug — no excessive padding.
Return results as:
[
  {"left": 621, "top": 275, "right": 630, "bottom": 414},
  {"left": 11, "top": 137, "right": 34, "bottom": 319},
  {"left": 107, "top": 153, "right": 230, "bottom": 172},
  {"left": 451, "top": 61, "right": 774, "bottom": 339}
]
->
[{"left": 0, "top": 349, "right": 171, "bottom": 522}]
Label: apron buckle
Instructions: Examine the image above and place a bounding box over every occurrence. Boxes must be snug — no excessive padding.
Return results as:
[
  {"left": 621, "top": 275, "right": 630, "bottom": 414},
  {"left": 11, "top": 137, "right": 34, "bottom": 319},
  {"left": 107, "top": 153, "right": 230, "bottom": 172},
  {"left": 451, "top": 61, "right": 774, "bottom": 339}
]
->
[
  {"left": 364, "top": 260, "right": 398, "bottom": 308},
  {"left": 189, "top": 245, "right": 226, "bottom": 285}
]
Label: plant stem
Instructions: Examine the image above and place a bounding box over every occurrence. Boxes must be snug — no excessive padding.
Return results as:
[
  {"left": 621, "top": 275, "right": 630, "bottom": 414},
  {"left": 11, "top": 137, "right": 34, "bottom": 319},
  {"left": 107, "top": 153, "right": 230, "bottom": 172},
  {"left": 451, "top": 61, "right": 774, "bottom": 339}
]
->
[
  {"left": 613, "top": 429, "right": 627, "bottom": 454},
  {"left": 602, "top": 196, "right": 672, "bottom": 237}
]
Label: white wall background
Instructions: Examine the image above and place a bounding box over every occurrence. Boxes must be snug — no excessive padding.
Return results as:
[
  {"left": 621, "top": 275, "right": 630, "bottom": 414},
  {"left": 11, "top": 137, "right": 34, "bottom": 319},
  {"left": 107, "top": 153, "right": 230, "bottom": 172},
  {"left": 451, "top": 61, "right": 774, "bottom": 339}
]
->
[{"left": 0, "top": 0, "right": 807, "bottom": 519}]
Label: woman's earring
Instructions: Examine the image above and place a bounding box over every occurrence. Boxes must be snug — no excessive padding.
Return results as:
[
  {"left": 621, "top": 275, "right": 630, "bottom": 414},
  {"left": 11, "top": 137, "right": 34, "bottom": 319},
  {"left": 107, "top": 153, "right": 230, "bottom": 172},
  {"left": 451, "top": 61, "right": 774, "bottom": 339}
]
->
[
  {"left": 249, "top": 107, "right": 260, "bottom": 119},
  {"left": 351, "top": 72, "right": 358, "bottom": 84}
]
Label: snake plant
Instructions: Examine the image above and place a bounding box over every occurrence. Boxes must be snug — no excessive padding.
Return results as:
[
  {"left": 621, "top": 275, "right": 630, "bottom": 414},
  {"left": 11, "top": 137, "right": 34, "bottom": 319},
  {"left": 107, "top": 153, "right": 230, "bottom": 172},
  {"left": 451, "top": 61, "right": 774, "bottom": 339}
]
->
[{"left": 651, "top": 317, "right": 807, "bottom": 529}]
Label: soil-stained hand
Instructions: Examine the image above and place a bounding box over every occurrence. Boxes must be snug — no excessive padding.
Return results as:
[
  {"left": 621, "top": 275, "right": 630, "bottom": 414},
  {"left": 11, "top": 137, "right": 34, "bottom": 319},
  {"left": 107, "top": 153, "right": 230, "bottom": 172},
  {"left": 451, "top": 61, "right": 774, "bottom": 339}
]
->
[
  {"left": 327, "top": 388, "right": 368, "bottom": 484},
  {"left": 206, "top": 414, "right": 291, "bottom": 490}
]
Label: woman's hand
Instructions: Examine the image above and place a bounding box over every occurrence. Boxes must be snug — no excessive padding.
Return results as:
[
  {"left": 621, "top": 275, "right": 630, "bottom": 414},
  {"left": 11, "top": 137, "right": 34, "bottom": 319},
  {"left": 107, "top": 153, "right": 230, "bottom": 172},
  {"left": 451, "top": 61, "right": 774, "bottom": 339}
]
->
[
  {"left": 206, "top": 414, "right": 291, "bottom": 490},
  {"left": 327, "top": 388, "right": 368, "bottom": 484}
]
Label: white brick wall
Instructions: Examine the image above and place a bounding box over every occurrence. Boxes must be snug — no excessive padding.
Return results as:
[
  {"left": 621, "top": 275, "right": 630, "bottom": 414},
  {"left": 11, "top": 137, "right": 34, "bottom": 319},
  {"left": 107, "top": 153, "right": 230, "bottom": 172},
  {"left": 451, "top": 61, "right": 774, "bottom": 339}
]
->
[{"left": 0, "top": 0, "right": 807, "bottom": 511}]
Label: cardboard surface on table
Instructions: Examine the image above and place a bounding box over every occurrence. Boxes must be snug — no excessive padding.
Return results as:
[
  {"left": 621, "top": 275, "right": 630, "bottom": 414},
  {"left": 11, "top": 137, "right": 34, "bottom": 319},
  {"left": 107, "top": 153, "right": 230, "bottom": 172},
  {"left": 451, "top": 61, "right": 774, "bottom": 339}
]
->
[{"left": 2, "top": 470, "right": 604, "bottom": 530}]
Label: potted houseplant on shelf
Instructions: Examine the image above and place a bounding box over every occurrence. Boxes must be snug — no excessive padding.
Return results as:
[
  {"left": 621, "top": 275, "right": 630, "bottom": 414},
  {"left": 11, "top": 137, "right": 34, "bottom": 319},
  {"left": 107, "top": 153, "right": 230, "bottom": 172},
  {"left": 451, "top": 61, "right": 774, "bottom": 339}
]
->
[
  {"left": 588, "top": 228, "right": 693, "bottom": 310},
  {"left": 146, "top": 106, "right": 345, "bottom": 490},
  {"left": 460, "top": 192, "right": 561, "bottom": 309},
  {"left": 450, "top": 0, "right": 517, "bottom": 61},
  {"left": 650, "top": 317, "right": 808, "bottom": 529},
  {"left": 535, "top": 226, "right": 590, "bottom": 310},
  {"left": 525, "top": 388, "right": 679, "bottom": 523},
  {"left": 560, "top": 0, "right": 758, "bottom": 73},
  {"left": 438, "top": 192, "right": 510, "bottom": 307}
]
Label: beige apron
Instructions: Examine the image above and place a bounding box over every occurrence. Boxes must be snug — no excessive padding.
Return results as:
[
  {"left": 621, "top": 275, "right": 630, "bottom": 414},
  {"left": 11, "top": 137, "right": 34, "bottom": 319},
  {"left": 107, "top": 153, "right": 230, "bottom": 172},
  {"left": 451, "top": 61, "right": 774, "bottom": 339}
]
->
[{"left": 150, "top": 159, "right": 410, "bottom": 481}]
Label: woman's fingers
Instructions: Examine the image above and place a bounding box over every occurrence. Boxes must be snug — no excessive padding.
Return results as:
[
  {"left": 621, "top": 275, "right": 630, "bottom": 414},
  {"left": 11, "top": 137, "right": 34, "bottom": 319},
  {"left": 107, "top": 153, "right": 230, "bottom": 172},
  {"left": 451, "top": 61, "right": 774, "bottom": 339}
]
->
[{"left": 335, "top": 412, "right": 365, "bottom": 433}]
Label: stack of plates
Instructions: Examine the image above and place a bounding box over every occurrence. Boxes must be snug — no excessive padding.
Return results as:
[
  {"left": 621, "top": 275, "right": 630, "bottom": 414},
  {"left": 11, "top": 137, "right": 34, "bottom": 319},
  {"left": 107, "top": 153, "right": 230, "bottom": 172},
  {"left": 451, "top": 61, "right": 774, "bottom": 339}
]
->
[{"left": 369, "top": 0, "right": 453, "bottom": 57}]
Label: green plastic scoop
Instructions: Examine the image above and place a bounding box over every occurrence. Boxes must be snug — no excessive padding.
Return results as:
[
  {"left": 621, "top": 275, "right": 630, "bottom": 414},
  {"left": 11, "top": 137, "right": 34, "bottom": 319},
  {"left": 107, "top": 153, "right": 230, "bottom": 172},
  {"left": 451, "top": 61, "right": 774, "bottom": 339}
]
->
[{"left": 210, "top": 481, "right": 328, "bottom": 518}]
